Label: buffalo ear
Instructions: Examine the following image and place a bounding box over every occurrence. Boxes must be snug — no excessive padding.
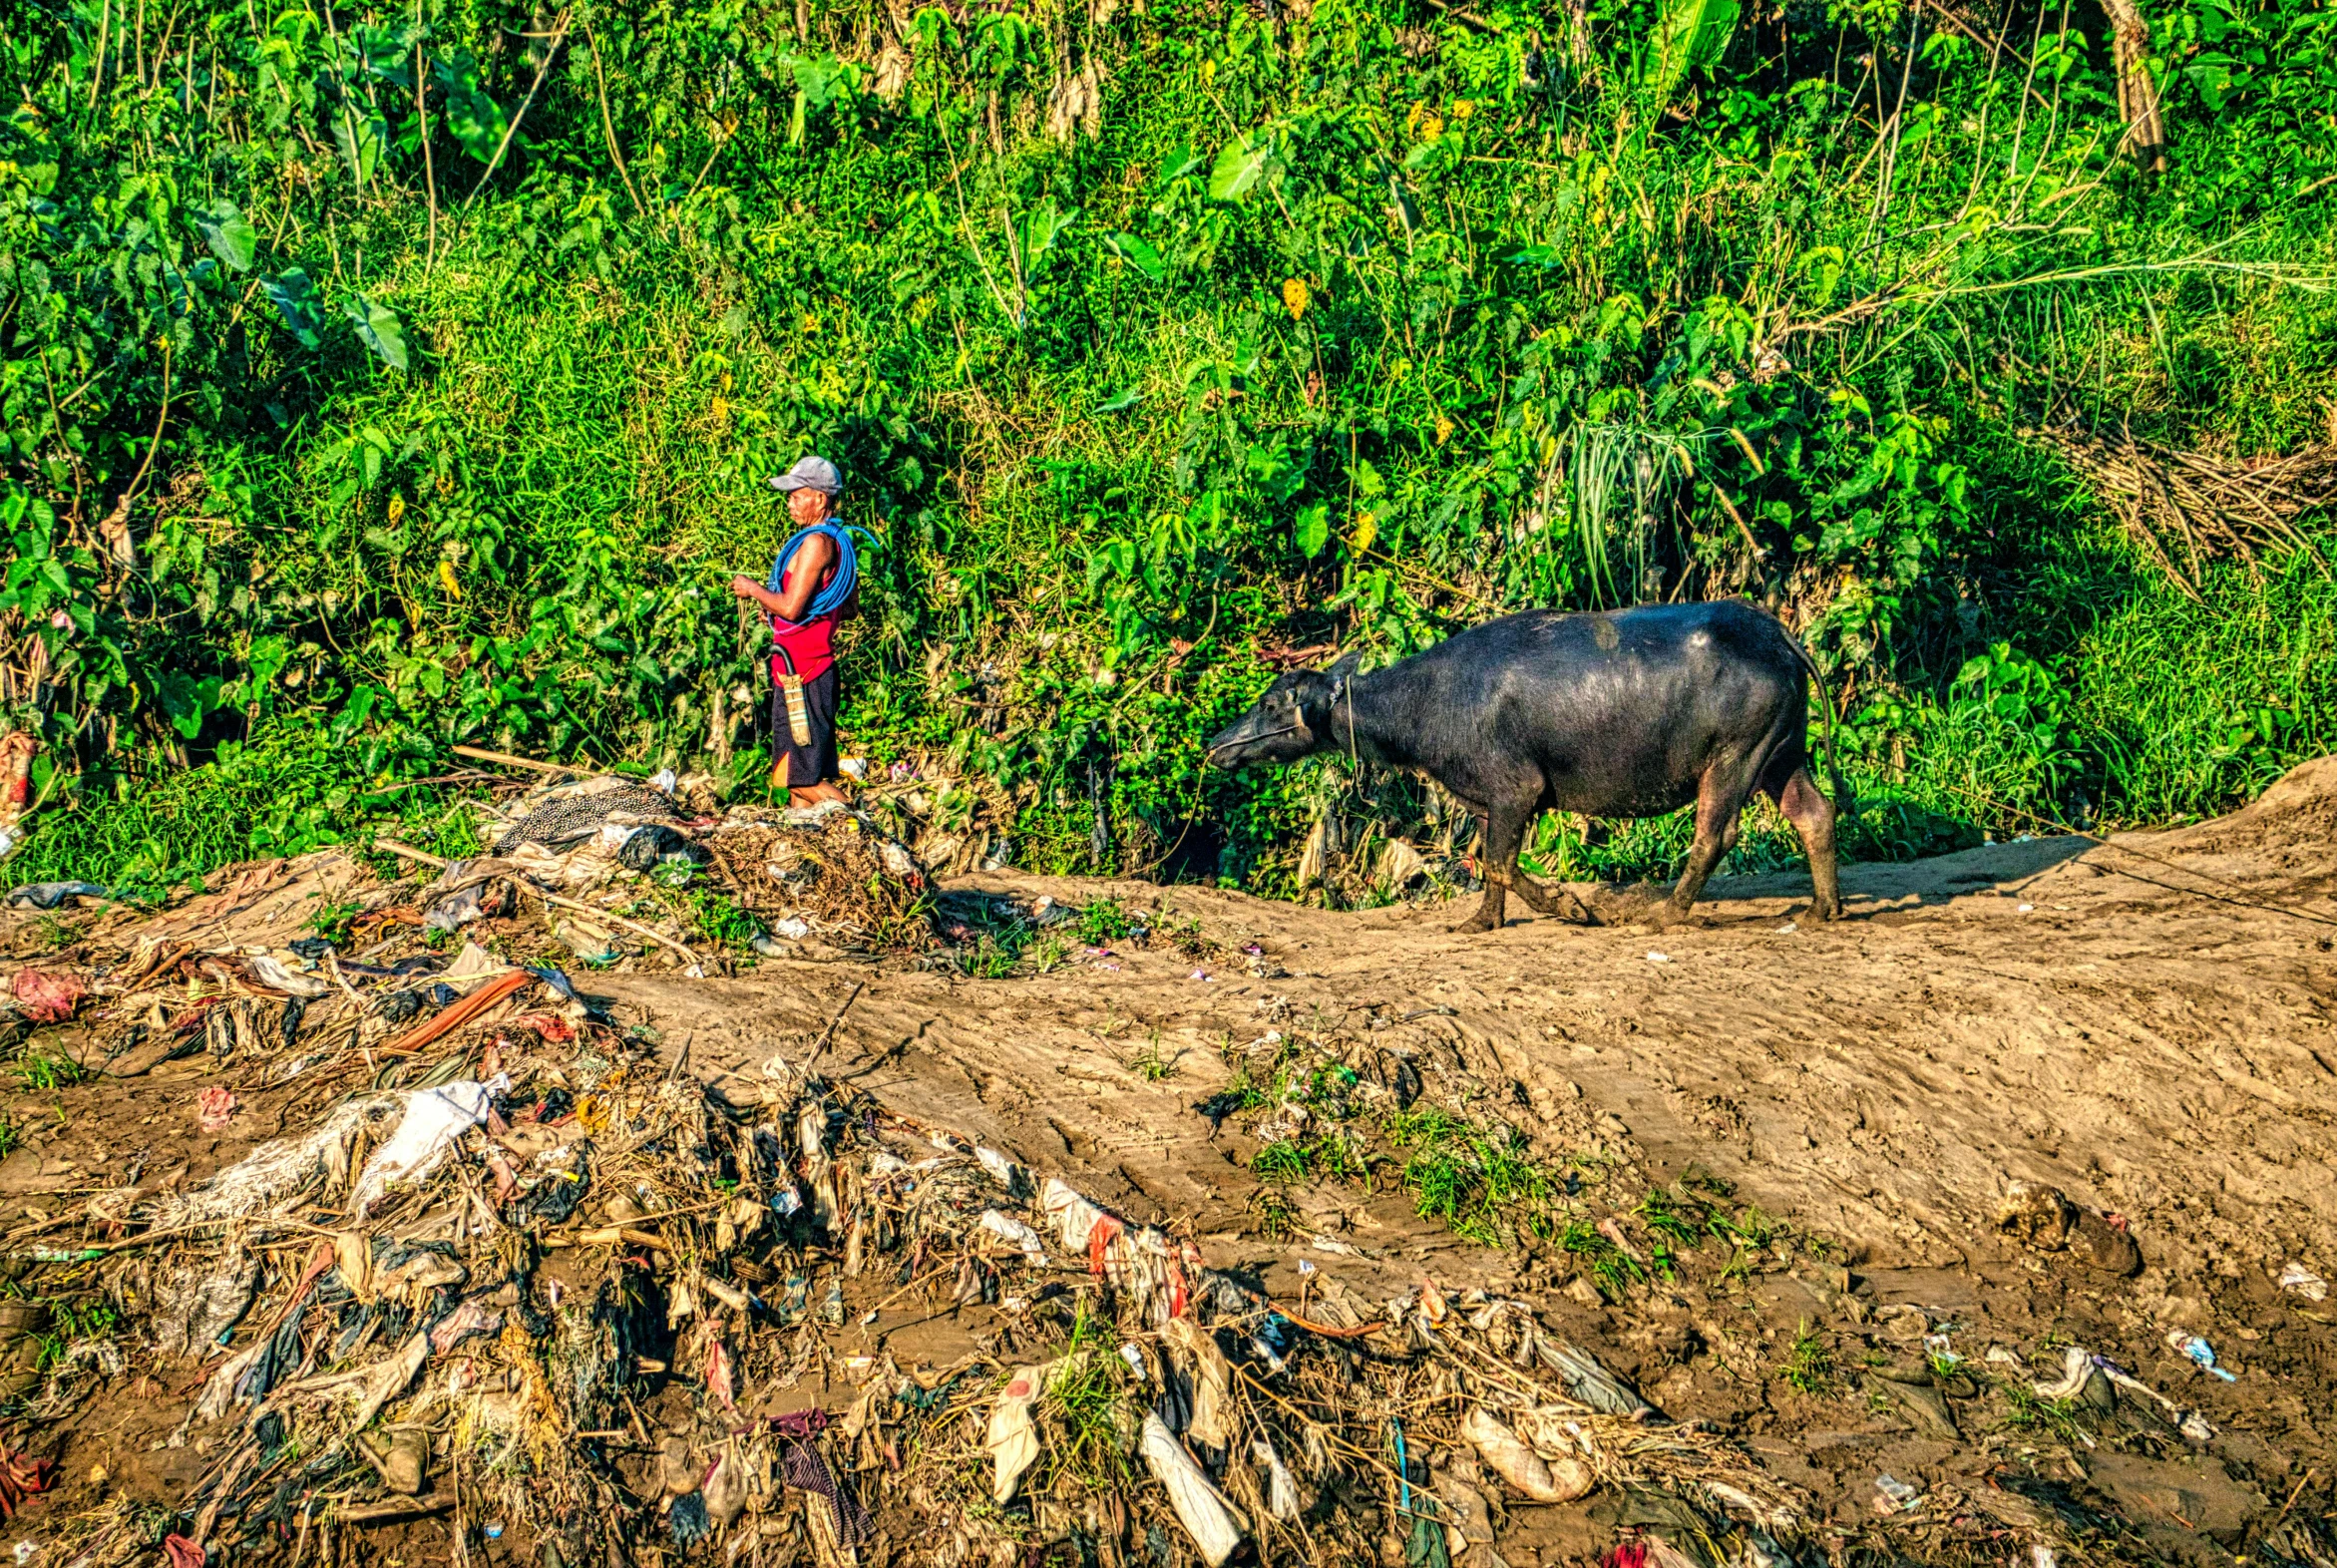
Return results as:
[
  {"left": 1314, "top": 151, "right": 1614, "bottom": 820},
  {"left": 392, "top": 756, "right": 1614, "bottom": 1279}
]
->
[{"left": 1323, "top": 650, "right": 1363, "bottom": 683}]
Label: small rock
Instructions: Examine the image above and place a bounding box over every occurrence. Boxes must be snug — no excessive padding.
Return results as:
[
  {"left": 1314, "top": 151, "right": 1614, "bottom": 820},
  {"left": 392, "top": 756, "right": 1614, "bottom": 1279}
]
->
[
  {"left": 2070, "top": 1210, "right": 2142, "bottom": 1276},
  {"left": 658, "top": 1436, "right": 699, "bottom": 1498},
  {"left": 1562, "top": 1274, "right": 1605, "bottom": 1309},
  {"left": 1997, "top": 1181, "right": 2077, "bottom": 1250},
  {"left": 1869, "top": 1376, "right": 1959, "bottom": 1439}
]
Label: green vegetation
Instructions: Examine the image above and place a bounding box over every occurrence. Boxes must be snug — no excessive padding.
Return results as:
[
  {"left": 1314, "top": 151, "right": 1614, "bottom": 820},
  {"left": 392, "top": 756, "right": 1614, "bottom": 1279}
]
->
[
  {"left": 1038, "top": 1301, "right": 1136, "bottom": 1492},
  {"left": 3, "top": 0, "right": 2334, "bottom": 898},
  {"left": 1780, "top": 1319, "right": 1836, "bottom": 1394},
  {"left": 1128, "top": 1029, "right": 1180, "bottom": 1082},
  {"left": 15, "top": 1043, "right": 87, "bottom": 1092},
  {"left": 1386, "top": 1104, "right": 1558, "bottom": 1245},
  {"left": 1074, "top": 898, "right": 1136, "bottom": 947}
]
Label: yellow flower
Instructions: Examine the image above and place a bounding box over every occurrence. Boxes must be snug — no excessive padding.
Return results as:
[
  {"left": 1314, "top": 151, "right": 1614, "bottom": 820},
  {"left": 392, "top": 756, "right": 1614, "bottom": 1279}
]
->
[
  {"left": 712, "top": 396, "right": 730, "bottom": 422},
  {"left": 386, "top": 494, "right": 405, "bottom": 526},
  {"left": 1282, "top": 278, "right": 1311, "bottom": 321},
  {"left": 1421, "top": 115, "right": 1444, "bottom": 141},
  {"left": 1435, "top": 414, "right": 1455, "bottom": 446},
  {"left": 438, "top": 559, "right": 462, "bottom": 600},
  {"left": 1451, "top": 99, "right": 1474, "bottom": 121},
  {"left": 800, "top": 312, "right": 820, "bottom": 333}
]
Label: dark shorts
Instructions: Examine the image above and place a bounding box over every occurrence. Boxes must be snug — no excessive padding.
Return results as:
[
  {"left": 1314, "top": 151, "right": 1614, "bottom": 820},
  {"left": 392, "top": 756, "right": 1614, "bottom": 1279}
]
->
[{"left": 772, "top": 664, "right": 839, "bottom": 789}]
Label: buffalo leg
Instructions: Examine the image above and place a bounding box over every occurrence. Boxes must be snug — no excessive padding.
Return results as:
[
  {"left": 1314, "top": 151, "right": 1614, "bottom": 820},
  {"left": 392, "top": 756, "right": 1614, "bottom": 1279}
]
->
[
  {"left": 1777, "top": 765, "right": 1841, "bottom": 920},
  {"left": 1665, "top": 766, "right": 1751, "bottom": 921},
  {"left": 1457, "top": 800, "right": 1532, "bottom": 933}
]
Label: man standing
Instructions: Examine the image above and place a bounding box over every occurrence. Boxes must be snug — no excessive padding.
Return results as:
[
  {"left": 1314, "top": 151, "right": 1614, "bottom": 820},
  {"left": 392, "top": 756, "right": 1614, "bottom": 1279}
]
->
[{"left": 731, "top": 454, "right": 855, "bottom": 809}]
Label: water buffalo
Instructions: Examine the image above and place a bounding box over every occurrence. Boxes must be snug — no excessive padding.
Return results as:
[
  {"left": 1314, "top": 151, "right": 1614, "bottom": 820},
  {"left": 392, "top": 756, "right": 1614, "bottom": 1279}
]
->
[{"left": 1205, "top": 600, "right": 1848, "bottom": 931}]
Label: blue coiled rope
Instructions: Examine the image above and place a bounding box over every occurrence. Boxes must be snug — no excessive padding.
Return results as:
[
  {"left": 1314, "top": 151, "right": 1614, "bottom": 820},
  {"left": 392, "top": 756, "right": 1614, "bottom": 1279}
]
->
[{"left": 765, "top": 522, "right": 874, "bottom": 622}]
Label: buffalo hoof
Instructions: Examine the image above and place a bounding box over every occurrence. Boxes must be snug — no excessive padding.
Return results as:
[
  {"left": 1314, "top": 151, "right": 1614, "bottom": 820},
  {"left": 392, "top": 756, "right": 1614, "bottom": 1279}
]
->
[{"left": 1454, "top": 915, "right": 1503, "bottom": 934}]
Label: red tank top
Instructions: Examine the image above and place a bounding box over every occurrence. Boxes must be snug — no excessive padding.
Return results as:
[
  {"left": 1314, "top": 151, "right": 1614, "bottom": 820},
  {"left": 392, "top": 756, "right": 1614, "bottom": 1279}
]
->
[{"left": 768, "top": 543, "right": 840, "bottom": 684}]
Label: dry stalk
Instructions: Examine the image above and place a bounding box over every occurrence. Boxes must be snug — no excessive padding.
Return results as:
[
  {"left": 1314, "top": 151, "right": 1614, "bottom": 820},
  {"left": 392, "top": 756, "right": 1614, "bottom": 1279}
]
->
[{"left": 2028, "top": 425, "right": 2337, "bottom": 598}]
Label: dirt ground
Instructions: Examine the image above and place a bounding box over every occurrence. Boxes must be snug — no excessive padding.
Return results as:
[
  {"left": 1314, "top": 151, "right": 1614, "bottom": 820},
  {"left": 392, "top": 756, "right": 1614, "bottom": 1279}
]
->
[{"left": 7, "top": 758, "right": 2337, "bottom": 1564}]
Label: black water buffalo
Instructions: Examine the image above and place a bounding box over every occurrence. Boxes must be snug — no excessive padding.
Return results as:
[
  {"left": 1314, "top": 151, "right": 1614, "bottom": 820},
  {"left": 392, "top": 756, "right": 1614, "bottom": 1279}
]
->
[{"left": 1205, "top": 600, "right": 1847, "bottom": 932}]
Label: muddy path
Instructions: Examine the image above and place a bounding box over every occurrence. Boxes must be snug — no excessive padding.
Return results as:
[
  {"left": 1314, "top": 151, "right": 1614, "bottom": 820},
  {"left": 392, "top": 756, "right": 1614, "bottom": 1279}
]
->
[
  {"left": 7, "top": 760, "right": 2337, "bottom": 1565},
  {"left": 528, "top": 761, "right": 2337, "bottom": 1561}
]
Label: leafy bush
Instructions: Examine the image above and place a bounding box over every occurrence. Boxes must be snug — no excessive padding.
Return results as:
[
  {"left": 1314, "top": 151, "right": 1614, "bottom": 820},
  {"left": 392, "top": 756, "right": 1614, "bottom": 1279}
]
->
[{"left": 2, "top": 0, "right": 2333, "bottom": 895}]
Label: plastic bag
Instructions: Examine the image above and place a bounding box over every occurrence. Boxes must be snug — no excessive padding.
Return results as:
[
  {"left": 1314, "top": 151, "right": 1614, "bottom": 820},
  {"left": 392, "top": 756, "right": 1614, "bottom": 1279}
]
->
[
  {"left": 1251, "top": 1437, "right": 1302, "bottom": 1522},
  {"left": 351, "top": 1076, "right": 510, "bottom": 1217},
  {"left": 986, "top": 1365, "right": 1045, "bottom": 1503},
  {"left": 1462, "top": 1406, "right": 1593, "bottom": 1502},
  {"left": 1140, "top": 1412, "right": 1248, "bottom": 1567}
]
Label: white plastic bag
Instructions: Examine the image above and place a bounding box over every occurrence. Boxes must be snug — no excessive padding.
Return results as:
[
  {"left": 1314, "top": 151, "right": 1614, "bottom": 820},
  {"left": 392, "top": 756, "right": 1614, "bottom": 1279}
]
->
[
  {"left": 351, "top": 1076, "right": 510, "bottom": 1217},
  {"left": 1250, "top": 1438, "right": 1302, "bottom": 1522},
  {"left": 1041, "top": 1176, "right": 1106, "bottom": 1252},
  {"left": 986, "top": 1366, "right": 1045, "bottom": 1503},
  {"left": 977, "top": 1209, "right": 1047, "bottom": 1264},
  {"left": 1140, "top": 1411, "right": 1247, "bottom": 1567}
]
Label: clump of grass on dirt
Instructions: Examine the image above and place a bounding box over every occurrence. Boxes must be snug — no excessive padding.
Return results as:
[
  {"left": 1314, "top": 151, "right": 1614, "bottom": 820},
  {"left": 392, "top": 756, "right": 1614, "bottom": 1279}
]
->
[
  {"left": 1386, "top": 1105, "right": 1560, "bottom": 1246},
  {"left": 1780, "top": 1320, "right": 1836, "bottom": 1394},
  {"left": 1074, "top": 898, "right": 1133, "bottom": 947},
  {"left": 15, "top": 1044, "right": 87, "bottom": 1092}
]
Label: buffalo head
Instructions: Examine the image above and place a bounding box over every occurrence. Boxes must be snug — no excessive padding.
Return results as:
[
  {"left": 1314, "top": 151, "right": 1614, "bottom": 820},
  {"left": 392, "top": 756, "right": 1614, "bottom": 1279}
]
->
[{"left": 1204, "top": 652, "right": 1362, "bottom": 768}]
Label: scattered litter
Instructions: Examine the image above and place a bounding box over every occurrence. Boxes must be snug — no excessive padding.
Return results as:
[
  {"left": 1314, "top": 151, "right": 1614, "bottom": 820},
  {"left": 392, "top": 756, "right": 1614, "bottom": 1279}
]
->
[
  {"left": 1140, "top": 1410, "right": 1247, "bottom": 1567},
  {"left": 1462, "top": 1406, "right": 1591, "bottom": 1502},
  {"left": 4, "top": 882, "right": 108, "bottom": 909},
  {"left": 8, "top": 968, "right": 83, "bottom": 1023},
  {"left": 195, "top": 1086, "right": 237, "bottom": 1132},
  {"left": 1874, "top": 1473, "right": 1921, "bottom": 1512},
  {"left": 350, "top": 1076, "right": 510, "bottom": 1216},
  {"left": 1773, "top": 921, "right": 1797, "bottom": 934},
  {"left": 1646, "top": 951, "right": 1672, "bottom": 963},
  {"left": 2279, "top": 1261, "right": 2327, "bottom": 1302},
  {"left": 2166, "top": 1330, "right": 2238, "bottom": 1381},
  {"left": 2018, "top": 903, "right": 2035, "bottom": 913},
  {"left": 2033, "top": 1345, "right": 2097, "bottom": 1400},
  {"left": 986, "top": 1366, "right": 1044, "bottom": 1503},
  {"left": 0, "top": 1451, "right": 55, "bottom": 1520}
]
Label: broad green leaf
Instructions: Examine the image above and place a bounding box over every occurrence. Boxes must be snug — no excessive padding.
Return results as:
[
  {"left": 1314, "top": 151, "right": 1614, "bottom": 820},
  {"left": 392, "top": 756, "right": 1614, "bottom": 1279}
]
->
[
  {"left": 1017, "top": 201, "right": 1078, "bottom": 270},
  {"left": 433, "top": 52, "right": 508, "bottom": 163},
  {"left": 1208, "top": 129, "right": 1270, "bottom": 202},
  {"left": 332, "top": 109, "right": 386, "bottom": 185},
  {"left": 344, "top": 293, "right": 410, "bottom": 371},
  {"left": 1153, "top": 139, "right": 1205, "bottom": 190},
  {"left": 1105, "top": 231, "right": 1164, "bottom": 280},
  {"left": 1095, "top": 387, "right": 1142, "bottom": 414},
  {"left": 1296, "top": 502, "right": 1330, "bottom": 560},
  {"left": 263, "top": 268, "right": 323, "bottom": 348},
  {"left": 195, "top": 198, "right": 258, "bottom": 272},
  {"left": 1647, "top": 0, "right": 1739, "bottom": 105}
]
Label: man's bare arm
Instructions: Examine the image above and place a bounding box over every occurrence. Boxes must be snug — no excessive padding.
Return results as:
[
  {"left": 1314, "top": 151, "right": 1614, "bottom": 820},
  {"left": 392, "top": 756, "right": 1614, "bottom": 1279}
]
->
[{"left": 729, "top": 534, "right": 836, "bottom": 622}]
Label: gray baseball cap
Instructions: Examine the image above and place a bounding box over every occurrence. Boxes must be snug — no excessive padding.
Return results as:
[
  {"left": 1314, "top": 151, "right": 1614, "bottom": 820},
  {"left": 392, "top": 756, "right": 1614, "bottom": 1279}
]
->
[{"left": 769, "top": 454, "right": 842, "bottom": 496}]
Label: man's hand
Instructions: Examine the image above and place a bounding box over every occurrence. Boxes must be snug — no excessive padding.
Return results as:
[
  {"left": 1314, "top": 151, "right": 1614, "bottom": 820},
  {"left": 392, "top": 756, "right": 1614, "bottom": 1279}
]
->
[{"left": 730, "top": 574, "right": 763, "bottom": 600}]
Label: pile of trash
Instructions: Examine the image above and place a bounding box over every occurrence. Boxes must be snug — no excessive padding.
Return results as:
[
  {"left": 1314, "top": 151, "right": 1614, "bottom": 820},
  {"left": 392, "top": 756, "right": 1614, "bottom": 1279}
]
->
[
  {"left": 12, "top": 924, "right": 1829, "bottom": 1568},
  {"left": 393, "top": 762, "right": 934, "bottom": 968}
]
